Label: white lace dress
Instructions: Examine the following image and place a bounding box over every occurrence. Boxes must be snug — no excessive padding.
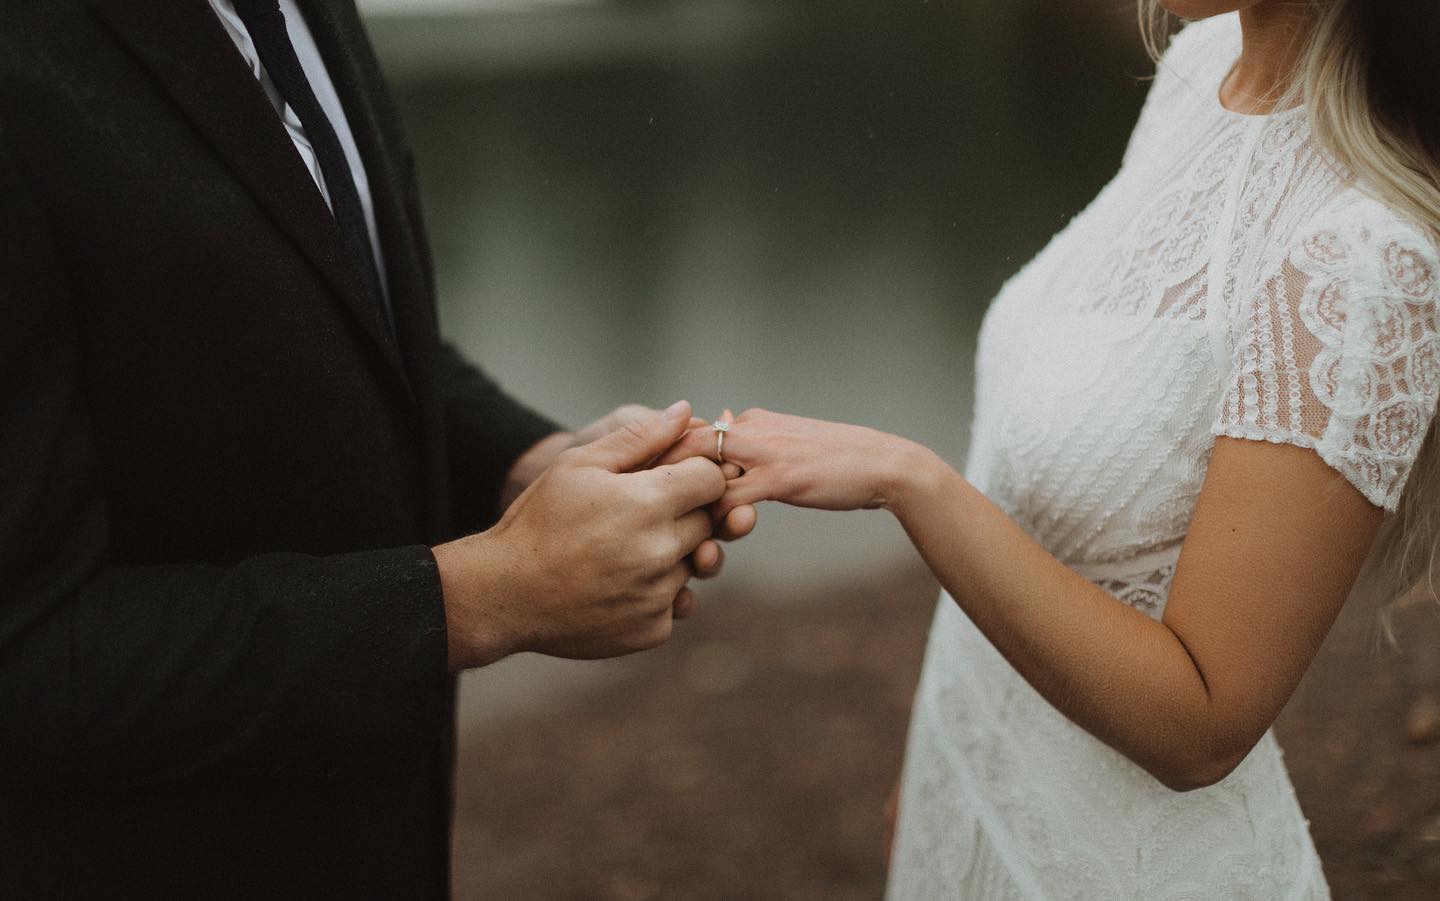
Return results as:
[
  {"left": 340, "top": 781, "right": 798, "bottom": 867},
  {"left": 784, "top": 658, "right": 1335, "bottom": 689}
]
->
[{"left": 887, "top": 14, "right": 1440, "bottom": 900}]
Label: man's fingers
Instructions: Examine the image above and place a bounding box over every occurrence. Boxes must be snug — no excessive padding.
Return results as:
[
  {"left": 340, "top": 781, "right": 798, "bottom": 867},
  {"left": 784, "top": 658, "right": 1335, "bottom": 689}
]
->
[
  {"left": 716, "top": 503, "right": 758, "bottom": 540},
  {"left": 674, "top": 509, "right": 715, "bottom": 558},
  {"left": 672, "top": 586, "right": 698, "bottom": 620},
  {"left": 720, "top": 462, "right": 743, "bottom": 480},
  {"left": 573, "top": 400, "right": 692, "bottom": 472},
  {"left": 658, "top": 562, "right": 693, "bottom": 605},
  {"left": 692, "top": 539, "right": 724, "bottom": 578},
  {"left": 620, "top": 417, "right": 708, "bottom": 470},
  {"left": 645, "top": 456, "right": 727, "bottom": 515}
]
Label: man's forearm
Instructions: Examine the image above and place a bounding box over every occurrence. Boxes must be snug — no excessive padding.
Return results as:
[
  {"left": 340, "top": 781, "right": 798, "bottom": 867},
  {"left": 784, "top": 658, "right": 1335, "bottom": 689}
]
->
[{"left": 0, "top": 546, "right": 450, "bottom": 792}]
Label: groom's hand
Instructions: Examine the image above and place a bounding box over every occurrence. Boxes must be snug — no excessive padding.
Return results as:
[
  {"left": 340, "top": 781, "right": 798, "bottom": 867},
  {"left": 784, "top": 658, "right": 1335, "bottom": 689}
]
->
[
  {"left": 498, "top": 405, "right": 695, "bottom": 510},
  {"left": 525, "top": 403, "right": 759, "bottom": 583},
  {"left": 435, "top": 401, "right": 729, "bottom": 669}
]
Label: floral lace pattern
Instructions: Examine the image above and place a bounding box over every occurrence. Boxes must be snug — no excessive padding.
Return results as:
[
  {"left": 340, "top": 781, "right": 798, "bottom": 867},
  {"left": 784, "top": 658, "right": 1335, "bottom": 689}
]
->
[
  {"left": 1094, "top": 563, "right": 1177, "bottom": 619},
  {"left": 889, "top": 12, "right": 1439, "bottom": 901},
  {"left": 1216, "top": 210, "right": 1440, "bottom": 508}
]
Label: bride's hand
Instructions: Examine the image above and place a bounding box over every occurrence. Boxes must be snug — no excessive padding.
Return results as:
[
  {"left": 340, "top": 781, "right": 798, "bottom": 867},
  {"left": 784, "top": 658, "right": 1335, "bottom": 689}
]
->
[{"left": 656, "top": 409, "right": 931, "bottom": 518}]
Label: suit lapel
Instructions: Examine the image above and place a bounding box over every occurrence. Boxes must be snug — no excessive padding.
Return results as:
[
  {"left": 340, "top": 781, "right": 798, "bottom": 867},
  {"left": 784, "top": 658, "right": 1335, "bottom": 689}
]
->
[
  {"left": 86, "top": 0, "right": 413, "bottom": 398},
  {"left": 295, "top": 0, "right": 441, "bottom": 391},
  {"left": 296, "top": 0, "right": 455, "bottom": 538}
]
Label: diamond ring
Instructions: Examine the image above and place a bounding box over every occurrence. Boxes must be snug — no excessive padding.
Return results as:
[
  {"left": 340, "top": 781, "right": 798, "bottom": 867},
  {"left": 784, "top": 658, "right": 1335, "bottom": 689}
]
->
[{"left": 712, "top": 419, "right": 731, "bottom": 464}]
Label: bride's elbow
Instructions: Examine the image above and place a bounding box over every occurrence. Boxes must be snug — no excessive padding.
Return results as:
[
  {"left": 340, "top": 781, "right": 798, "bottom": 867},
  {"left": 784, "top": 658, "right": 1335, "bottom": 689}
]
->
[
  {"left": 1152, "top": 756, "right": 1241, "bottom": 793},
  {"left": 1147, "top": 734, "right": 1255, "bottom": 794}
]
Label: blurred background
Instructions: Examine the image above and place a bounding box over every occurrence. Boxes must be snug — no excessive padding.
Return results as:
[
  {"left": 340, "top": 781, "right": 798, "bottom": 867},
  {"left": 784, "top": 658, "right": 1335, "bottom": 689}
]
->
[{"left": 358, "top": 1, "right": 1440, "bottom": 897}]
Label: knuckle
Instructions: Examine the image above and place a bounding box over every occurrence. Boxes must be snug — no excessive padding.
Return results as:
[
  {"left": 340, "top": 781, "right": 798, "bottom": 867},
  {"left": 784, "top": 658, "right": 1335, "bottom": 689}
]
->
[
  {"left": 636, "top": 480, "right": 669, "bottom": 511},
  {"left": 680, "top": 459, "right": 725, "bottom": 493},
  {"left": 648, "top": 617, "right": 675, "bottom": 647},
  {"left": 623, "top": 617, "right": 671, "bottom": 653},
  {"left": 616, "top": 476, "right": 658, "bottom": 510},
  {"left": 627, "top": 533, "right": 673, "bottom": 571},
  {"left": 706, "top": 465, "right": 728, "bottom": 493},
  {"left": 619, "top": 631, "right": 650, "bottom": 655},
  {"left": 648, "top": 584, "right": 678, "bottom": 614},
  {"left": 621, "top": 418, "right": 651, "bottom": 444},
  {"left": 649, "top": 534, "right": 680, "bottom": 567}
]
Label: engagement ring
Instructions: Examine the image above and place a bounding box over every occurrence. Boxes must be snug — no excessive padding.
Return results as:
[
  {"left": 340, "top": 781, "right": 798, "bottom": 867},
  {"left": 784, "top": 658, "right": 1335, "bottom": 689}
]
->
[{"left": 712, "top": 419, "right": 730, "bottom": 464}]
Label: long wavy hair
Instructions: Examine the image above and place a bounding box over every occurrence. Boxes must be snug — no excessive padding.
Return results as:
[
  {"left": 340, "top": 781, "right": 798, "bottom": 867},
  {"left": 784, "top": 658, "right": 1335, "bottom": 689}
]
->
[{"left": 1141, "top": 1, "right": 1440, "bottom": 633}]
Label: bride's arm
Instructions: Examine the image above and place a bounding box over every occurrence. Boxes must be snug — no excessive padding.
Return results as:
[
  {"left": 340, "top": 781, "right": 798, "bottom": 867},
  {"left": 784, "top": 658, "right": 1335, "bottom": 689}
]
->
[{"left": 660, "top": 411, "right": 1382, "bottom": 790}]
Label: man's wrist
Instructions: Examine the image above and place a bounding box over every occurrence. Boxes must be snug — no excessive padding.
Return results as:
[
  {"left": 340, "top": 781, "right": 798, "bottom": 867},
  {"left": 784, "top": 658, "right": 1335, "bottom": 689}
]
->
[{"left": 432, "top": 532, "right": 520, "bottom": 671}]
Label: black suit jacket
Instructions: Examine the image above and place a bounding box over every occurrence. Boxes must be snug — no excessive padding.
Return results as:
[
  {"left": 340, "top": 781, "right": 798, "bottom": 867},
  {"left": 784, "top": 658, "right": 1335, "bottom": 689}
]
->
[{"left": 0, "top": 1, "right": 560, "bottom": 896}]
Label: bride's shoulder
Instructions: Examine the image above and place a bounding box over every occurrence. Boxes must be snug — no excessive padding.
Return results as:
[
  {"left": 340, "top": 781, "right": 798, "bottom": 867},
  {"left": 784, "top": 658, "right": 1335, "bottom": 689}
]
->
[
  {"left": 1268, "top": 186, "right": 1439, "bottom": 301},
  {"left": 1122, "top": 15, "right": 1238, "bottom": 162},
  {"left": 1152, "top": 13, "right": 1241, "bottom": 96}
]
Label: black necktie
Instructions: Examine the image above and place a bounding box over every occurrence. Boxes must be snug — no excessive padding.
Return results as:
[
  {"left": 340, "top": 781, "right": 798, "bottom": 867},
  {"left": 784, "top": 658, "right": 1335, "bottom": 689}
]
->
[{"left": 233, "top": 0, "right": 391, "bottom": 330}]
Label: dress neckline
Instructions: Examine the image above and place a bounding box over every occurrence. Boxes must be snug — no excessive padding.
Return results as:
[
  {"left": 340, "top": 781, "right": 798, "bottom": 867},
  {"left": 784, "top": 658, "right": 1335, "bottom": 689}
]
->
[{"left": 1211, "top": 57, "right": 1307, "bottom": 122}]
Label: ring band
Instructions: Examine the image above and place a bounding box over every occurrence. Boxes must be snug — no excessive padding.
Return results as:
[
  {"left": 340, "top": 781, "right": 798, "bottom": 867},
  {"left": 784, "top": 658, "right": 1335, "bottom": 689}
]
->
[{"left": 712, "top": 419, "right": 731, "bottom": 464}]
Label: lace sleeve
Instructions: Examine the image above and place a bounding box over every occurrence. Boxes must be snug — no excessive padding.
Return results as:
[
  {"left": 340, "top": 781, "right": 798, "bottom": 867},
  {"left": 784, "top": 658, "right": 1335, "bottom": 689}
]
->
[{"left": 1212, "top": 205, "right": 1440, "bottom": 510}]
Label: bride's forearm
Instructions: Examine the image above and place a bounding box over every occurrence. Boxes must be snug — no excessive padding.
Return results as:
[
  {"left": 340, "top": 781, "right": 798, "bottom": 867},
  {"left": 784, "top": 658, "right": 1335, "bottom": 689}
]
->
[{"left": 884, "top": 448, "right": 1234, "bottom": 791}]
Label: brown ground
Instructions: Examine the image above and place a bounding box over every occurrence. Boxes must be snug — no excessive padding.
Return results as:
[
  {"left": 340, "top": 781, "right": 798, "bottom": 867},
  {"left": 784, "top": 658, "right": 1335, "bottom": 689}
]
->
[{"left": 452, "top": 565, "right": 1440, "bottom": 900}]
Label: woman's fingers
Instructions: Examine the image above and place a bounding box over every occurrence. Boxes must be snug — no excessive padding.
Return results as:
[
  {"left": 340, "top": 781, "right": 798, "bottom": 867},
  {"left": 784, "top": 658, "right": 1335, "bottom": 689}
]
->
[
  {"left": 652, "top": 412, "right": 765, "bottom": 470},
  {"left": 712, "top": 412, "right": 759, "bottom": 470},
  {"left": 650, "top": 426, "right": 716, "bottom": 468}
]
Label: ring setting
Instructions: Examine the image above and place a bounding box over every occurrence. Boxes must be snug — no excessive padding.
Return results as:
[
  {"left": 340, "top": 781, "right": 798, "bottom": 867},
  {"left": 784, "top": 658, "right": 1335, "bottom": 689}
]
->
[{"left": 712, "top": 419, "right": 730, "bottom": 463}]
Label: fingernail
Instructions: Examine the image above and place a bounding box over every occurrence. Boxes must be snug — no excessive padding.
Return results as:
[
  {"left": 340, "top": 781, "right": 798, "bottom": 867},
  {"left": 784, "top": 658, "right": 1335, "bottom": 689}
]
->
[{"left": 664, "top": 400, "right": 689, "bottom": 421}]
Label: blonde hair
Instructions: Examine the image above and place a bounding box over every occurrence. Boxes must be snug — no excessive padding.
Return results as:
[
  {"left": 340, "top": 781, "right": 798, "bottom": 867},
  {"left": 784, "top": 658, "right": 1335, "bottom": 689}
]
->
[{"left": 1141, "top": 1, "right": 1440, "bottom": 633}]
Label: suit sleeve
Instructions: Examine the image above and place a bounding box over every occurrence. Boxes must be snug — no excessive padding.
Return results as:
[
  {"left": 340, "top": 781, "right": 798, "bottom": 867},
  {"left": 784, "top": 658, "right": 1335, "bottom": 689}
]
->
[
  {"left": 0, "top": 126, "right": 451, "bottom": 793},
  {"left": 434, "top": 341, "right": 564, "bottom": 534}
]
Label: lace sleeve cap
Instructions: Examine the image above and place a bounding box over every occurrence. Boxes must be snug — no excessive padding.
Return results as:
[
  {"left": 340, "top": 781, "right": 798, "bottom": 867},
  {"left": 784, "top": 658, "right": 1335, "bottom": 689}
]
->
[{"left": 1213, "top": 205, "right": 1440, "bottom": 510}]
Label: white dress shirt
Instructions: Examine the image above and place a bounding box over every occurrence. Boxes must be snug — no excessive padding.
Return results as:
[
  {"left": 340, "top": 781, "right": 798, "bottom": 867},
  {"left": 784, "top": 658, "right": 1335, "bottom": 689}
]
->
[{"left": 207, "top": 0, "right": 390, "bottom": 303}]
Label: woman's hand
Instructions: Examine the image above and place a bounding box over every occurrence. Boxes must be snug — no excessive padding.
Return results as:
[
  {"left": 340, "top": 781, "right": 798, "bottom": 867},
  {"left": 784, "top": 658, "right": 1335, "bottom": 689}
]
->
[{"left": 656, "top": 408, "right": 938, "bottom": 518}]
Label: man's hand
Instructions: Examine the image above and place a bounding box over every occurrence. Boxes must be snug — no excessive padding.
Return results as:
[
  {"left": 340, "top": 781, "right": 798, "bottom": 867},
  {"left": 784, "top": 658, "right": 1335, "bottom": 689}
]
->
[
  {"left": 571, "top": 403, "right": 666, "bottom": 448},
  {"left": 435, "top": 401, "right": 729, "bottom": 670},
  {"left": 502, "top": 404, "right": 760, "bottom": 581},
  {"left": 498, "top": 405, "right": 693, "bottom": 509}
]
